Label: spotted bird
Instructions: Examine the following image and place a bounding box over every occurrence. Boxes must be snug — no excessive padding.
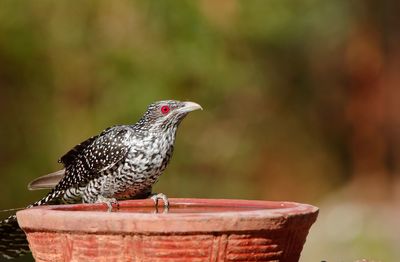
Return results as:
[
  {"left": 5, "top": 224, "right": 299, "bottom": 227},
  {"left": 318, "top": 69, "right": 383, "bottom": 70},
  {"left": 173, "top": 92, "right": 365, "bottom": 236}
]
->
[{"left": 0, "top": 100, "right": 202, "bottom": 259}]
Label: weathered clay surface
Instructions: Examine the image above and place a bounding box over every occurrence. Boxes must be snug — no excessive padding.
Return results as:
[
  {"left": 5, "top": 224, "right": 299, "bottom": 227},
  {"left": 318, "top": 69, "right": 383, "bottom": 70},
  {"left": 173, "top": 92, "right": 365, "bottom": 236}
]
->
[{"left": 16, "top": 198, "right": 318, "bottom": 262}]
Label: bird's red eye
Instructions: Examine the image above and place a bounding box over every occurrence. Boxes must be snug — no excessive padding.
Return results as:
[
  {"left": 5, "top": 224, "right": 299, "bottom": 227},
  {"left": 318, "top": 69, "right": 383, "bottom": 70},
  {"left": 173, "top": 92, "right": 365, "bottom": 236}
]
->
[{"left": 160, "top": 105, "right": 170, "bottom": 114}]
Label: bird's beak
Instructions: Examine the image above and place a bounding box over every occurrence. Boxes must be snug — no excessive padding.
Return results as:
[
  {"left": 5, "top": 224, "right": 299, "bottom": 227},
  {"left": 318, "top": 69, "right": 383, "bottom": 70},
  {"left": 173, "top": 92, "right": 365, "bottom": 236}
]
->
[{"left": 177, "top": 101, "right": 203, "bottom": 113}]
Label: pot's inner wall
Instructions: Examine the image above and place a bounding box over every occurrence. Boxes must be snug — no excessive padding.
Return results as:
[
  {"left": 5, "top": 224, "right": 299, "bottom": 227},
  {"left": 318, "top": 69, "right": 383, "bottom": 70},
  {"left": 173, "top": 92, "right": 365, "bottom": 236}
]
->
[{"left": 49, "top": 200, "right": 296, "bottom": 214}]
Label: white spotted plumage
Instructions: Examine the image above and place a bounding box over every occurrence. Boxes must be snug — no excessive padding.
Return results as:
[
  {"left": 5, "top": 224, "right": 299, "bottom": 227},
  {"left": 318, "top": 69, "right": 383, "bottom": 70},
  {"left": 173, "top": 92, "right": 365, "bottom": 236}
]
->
[
  {"left": 32, "top": 100, "right": 200, "bottom": 206},
  {"left": 78, "top": 126, "right": 177, "bottom": 203}
]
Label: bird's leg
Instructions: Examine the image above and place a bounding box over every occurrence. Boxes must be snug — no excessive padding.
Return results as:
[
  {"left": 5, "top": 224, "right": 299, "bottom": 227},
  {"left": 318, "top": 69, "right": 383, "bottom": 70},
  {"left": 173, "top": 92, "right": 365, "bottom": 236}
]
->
[
  {"left": 96, "top": 195, "right": 119, "bottom": 212},
  {"left": 150, "top": 193, "right": 169, "bottom": 210}
]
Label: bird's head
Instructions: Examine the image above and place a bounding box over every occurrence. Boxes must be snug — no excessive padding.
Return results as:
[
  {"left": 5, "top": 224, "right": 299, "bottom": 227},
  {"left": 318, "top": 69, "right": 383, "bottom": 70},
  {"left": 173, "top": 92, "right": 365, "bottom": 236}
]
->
[{"left": 137, "top": 100, "right": 202, "bottom": 133}]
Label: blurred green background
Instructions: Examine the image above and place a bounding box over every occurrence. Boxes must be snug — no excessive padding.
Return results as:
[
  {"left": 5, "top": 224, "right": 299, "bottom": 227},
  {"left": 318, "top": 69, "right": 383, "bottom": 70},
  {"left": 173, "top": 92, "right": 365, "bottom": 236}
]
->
[{"left": 0, "top": 1, "right": 399, "bottom": 261}]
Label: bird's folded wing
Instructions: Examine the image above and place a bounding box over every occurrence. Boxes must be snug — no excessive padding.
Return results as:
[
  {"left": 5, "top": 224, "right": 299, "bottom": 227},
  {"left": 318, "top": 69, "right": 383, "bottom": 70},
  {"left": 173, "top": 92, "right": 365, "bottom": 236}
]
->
[
  {"left": 55, "top": 126, "right": 132, "bottom": 190},
  {"left": 28, "top": 126, "right": 132, "bottom": 192}
]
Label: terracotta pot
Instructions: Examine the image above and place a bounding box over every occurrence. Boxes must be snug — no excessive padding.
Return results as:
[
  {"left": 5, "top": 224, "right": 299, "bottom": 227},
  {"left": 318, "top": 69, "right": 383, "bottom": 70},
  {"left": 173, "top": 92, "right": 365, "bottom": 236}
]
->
[{"left": 16, "top": 198, "right": 318, "bottom": 262}]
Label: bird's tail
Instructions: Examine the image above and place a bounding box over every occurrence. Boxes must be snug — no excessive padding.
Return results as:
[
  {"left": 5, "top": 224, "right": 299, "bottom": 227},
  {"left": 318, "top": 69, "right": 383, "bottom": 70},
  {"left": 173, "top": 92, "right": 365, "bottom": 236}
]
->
[
  {"left": 0, "top": 191, "right": 64, "bottom": 259},
  {"left": 0, "top": 214, "right": 30, "bottom": 259}
]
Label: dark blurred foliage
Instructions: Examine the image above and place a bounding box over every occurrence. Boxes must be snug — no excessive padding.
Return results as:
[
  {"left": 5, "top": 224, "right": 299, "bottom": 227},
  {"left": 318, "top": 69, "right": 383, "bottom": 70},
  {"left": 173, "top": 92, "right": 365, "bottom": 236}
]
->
[{"left": 0, "top": 1, "right": 399, "bottom": 261}]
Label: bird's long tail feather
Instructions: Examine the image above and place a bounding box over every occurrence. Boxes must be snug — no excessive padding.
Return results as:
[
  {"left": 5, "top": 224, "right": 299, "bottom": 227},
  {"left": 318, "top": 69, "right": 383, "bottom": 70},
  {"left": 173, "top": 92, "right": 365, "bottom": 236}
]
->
[
  {"left": 0, "top": 191, "right": 64, "bottom": 259},
  {"left": 0, "top": 215, "right": 30, "bottom": 259}
]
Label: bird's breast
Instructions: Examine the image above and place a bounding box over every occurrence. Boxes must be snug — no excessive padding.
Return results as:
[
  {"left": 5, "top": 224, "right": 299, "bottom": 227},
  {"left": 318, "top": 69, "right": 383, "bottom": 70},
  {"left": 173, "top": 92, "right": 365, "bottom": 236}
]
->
[{"left": 123, "top": 134, "right": 175, "bottom": 175}]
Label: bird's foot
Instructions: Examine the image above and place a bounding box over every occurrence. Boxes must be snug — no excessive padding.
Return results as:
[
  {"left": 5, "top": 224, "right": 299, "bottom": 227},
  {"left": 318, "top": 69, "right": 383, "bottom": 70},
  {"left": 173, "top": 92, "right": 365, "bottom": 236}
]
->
[
  {"left": 150, "top": 193, "right": 169, "bottom": 213},
  {"left": 96, "top": 196, "right": 119, "bottom": 212}
]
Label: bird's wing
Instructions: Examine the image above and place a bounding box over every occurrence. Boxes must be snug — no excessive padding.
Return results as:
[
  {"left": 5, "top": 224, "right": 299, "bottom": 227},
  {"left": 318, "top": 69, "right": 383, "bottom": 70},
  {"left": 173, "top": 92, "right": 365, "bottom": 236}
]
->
[
  {"left": 59, "top": 132, "right": 103, "bottom": 167},
  {"left": 26, "top": 131, "right": 104, "bottom": 191},
  {"left": 55, "top": 126, "right": 132, "bottom": 190},
  {"left": 28, "top": 169, "right": 65, "bottom": 190}
]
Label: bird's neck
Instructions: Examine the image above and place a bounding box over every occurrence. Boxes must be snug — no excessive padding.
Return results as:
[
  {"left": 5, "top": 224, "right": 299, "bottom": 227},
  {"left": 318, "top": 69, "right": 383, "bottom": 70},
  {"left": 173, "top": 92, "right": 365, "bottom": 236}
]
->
[{"left": 151, "top": 125, "right": 178, "bottom": 143}]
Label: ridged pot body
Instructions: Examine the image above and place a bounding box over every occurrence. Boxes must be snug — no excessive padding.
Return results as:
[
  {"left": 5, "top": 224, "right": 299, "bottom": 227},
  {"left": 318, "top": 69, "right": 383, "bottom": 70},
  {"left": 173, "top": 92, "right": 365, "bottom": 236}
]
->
[{"left": 16, "top": 198, "right": 318, "bottom": 262}]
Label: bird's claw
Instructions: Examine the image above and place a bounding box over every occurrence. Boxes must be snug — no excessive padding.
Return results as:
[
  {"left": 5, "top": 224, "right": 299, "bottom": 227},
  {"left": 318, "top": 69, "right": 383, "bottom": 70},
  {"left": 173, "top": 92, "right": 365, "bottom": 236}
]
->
[
  {"left": 150, "top": 193, "right": 169, "bottom": 213},
  {"left": 96, "top": 196, "right": 119, "bottom": 212}
]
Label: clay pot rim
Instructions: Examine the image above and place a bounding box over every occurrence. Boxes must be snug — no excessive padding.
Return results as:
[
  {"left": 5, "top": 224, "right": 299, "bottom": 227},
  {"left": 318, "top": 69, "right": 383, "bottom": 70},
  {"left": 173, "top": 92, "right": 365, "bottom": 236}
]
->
[{"left": 16, "top": 198, "right": 318, "bottom": 233}]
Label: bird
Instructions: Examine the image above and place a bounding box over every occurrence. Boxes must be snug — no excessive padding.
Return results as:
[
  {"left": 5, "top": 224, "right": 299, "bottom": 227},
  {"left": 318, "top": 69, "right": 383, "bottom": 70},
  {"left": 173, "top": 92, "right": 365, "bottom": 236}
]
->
[{"left": 0, "top": 100, "right": 202, "bottom": 259}]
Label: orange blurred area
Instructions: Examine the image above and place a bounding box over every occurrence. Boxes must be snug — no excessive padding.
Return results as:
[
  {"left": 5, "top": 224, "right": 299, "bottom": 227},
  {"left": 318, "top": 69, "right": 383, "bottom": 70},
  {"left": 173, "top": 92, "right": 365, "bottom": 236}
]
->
[{"left": 0, "top": 1, "right": 399, "bottom": 261}]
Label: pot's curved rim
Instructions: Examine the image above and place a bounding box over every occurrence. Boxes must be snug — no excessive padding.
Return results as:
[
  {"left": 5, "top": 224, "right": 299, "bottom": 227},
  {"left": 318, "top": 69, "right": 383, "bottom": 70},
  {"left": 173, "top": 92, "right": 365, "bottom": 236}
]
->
[{"left": 16, "top": 198, "right": 319, "bottom": 233}]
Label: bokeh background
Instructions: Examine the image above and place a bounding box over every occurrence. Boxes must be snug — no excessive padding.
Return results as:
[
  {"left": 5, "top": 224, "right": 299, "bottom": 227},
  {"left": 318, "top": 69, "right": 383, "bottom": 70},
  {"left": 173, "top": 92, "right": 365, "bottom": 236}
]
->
[{"left": 0, "top": 1, "right": 399, "bottom": 261}]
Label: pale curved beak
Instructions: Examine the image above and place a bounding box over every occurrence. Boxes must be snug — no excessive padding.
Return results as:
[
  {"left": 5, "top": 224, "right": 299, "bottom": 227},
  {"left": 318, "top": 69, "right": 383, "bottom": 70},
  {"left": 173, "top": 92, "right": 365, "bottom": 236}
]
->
[{"left": 178, "top": 101, "right": 203, "bottom": 113}]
